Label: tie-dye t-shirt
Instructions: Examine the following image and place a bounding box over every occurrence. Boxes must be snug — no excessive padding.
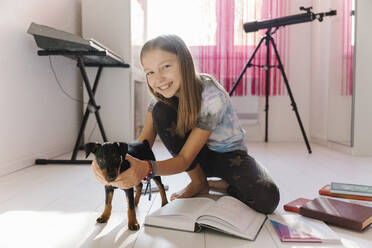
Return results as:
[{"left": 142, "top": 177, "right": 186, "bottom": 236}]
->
[{"left": 148, "top": 75, "right": 247, "bottom": 152}]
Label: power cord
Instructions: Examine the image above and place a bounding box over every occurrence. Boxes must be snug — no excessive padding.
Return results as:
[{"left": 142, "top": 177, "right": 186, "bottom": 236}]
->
[
  {"left": 48, "top": 55, "right": 98, "bottom": 143},
  {"left": 48, "top": 56, "right": 88, "bottom": 104}
]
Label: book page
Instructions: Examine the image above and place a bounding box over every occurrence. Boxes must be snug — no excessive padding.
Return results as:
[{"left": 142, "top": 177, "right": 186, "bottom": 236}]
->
[
  {"left": 145, "top": 215, "right": 197, "bottom": 232},
  {"left": 151, "top": 197, "right": 214, "bottom": 219},
  {"left": 195, "top": 215, "right": 255, "bottom": 240},
  {"left": 145, "top": 197, "right": 215, "bottom": 232},
  {"left": 197, "top": 196, "right": 266, "bottom": 238}
]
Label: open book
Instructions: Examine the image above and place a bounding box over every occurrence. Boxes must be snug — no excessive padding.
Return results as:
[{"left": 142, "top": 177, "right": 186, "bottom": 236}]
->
[{"left": 144, "top": 195, "right": 267, "bottom": 240}]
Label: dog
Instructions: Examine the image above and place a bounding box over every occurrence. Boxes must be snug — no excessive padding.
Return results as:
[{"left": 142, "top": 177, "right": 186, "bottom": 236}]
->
[{"left": 85, "top": 140, "right": 168, "bottom": 230}]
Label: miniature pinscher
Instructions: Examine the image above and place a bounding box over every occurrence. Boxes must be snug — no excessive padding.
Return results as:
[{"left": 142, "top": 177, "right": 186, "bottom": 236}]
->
[{"left": 85, "top": 140, "right": 168, "bottom": 230}]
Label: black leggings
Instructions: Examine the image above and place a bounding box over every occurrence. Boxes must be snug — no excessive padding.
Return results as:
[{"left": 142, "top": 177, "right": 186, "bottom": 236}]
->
[{"left": 152, "top": 101, "right": 280, "bottom": 214}]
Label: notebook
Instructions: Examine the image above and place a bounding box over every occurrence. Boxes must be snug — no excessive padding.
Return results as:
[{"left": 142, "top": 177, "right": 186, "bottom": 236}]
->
[
  {"left": 330, "top": 182, "right": 372, "bottom": 198},
  {"left": 319, "top": 184, "right": 372, "bottom": 201},
  {"left": 268, "top": 214, "right": 340, "bottom": 243}
]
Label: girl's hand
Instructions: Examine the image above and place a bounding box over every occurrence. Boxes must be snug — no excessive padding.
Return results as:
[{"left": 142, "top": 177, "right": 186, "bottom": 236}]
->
[
  {"left": 110, "top": 154, "right": 149, "bottom": 189},
  {"left": 91, "top": 158, "right": 109, "bottom": 185}
]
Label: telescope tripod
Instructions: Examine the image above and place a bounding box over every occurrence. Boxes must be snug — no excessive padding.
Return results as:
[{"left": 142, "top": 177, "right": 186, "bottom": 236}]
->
[{"left": 229, "top": 28, "right": 312, "bottom": 153}]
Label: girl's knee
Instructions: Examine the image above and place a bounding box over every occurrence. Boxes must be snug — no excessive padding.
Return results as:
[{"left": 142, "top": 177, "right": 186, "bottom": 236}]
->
[
  {"left": 254, "top": 184, "right": 280, "bottom": 214},
  {"left": 229, "top": 183, "right": 280, "bottom": 214}
]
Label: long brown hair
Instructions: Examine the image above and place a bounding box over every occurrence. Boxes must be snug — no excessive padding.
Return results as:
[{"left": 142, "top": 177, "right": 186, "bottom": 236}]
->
[{"left": 140, "top": 35, "right": 203, "bottom": 137}]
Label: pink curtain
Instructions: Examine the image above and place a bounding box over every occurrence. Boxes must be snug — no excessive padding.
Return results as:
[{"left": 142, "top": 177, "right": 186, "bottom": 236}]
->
[
  {"left": 341, "top": 0, "right": 354, "bottom": 96},
  {"left": 191, "top": 0, "right": 289, "bottom": 96}
]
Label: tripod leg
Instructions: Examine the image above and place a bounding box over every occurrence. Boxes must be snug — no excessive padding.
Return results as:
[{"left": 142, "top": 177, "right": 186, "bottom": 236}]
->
[
  {"left": 229, "top": 37, "right": 266, "bottom": 96},
  {"left": 264, "top": 37, "right": 270, "bottom": 142},
  {"left": 268, "top": 37, "right": 312, "bottom": 153}
]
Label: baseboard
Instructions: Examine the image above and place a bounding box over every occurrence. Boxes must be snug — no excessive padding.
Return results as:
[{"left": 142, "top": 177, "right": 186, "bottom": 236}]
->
[
  {"left": 311, "top": 136, "right": 353, "bottom": 155},
  {"left": 0, "top": 158, "right": 34, "bottom": 177},
  {"left": 0, "top": 145, "right": 74, "bottom": 177},
  {"left": 310, "top": 136, "right": 329, "bottom": 146}
]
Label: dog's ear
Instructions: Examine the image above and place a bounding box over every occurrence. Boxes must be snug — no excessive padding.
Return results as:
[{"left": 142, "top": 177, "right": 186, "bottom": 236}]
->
[
  {"left": 117, "top": 142, "right": 128, "bottom": 156},
  {"left": 84, "top": 142, "right": 101, "bottom": 158}
]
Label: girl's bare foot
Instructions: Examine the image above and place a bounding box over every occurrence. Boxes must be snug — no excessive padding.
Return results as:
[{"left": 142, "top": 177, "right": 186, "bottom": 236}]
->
[
  {"left": 170, "top": 180, "right": 209, "bottom": 201},
  {"left": 208, "top": 179, "right": 229, "bottom": 190},
  {"left": 170, "top": 164, "right": 209, "bottom": 201}
]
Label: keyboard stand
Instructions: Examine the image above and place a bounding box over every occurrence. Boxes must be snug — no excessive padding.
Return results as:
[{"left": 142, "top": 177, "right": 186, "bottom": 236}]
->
[{"left": 35, "top": 50, "right": 130, "bottom": 165}]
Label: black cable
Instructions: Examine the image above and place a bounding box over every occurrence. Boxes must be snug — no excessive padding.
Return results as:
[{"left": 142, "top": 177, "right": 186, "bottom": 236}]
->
[
  {"left": 87, "top": 122, "right": 98, "bottom": 142},
  {"left": 49, "top": 55, "right": 98, "bottom": 142},
  {"left": 48, "top": 56, "right": 88, "bottom": 104}
]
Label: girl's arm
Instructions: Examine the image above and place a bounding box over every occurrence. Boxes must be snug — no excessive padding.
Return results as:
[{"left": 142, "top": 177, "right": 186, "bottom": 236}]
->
[
  {"left": 154, "top": 127, "right": 211, "bottom": 175},
  {"left": 110, "top": 127, "right": 212, "bottom": 189}
]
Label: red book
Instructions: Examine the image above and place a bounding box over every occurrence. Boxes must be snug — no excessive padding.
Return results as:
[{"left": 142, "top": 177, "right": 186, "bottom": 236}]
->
[
  {"left": 284, "top": 198, "right": 312, "bottom": 213},
  {"left": 319, "top": 185, "right": 372, "bottom": 201},
  {"left": 299, "top": 197, "right": 372, "bottom": 231}
]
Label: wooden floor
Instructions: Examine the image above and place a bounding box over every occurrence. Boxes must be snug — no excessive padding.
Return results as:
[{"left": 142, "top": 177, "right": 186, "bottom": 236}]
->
[{"left": 0, "top": 141, "right": 372, "bottom": 248}]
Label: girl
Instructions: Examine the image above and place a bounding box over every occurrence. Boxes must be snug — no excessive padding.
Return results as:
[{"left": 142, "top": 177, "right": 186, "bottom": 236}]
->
[{"left": 92, "top": 34, "right": 280, "bottom": 214}]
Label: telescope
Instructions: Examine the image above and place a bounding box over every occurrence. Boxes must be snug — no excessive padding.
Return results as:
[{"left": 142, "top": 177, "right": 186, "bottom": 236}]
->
[
  {"left": 232, "top": 6, "right": 336, "bottom": 154},
  {"left": 244, "top": 7, "right": 336, "bottom": 33}
]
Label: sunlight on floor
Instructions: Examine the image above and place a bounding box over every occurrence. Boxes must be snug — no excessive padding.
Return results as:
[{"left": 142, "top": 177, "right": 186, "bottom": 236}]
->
[{"left": 0, "top": 210, "right": 137, "bottom": 248}]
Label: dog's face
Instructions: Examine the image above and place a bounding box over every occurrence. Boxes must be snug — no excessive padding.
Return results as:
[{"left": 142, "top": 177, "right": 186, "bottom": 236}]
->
[{"left": 85, "top": 142, "right": 128, "bottom": 182}]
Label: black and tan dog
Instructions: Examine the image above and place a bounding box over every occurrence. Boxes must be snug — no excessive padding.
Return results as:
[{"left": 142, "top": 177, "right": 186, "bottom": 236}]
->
[{"left": 85, "top": 140, "right": 168, "bottom": 230}]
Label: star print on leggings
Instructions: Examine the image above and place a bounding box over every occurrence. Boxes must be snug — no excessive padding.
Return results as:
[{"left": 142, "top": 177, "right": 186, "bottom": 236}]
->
[
  {"left": 165, "top": 121, "right": 177, "bottom": 137},
  {"left": 229, "top": 156, "right": 244, "bottom": 167}
]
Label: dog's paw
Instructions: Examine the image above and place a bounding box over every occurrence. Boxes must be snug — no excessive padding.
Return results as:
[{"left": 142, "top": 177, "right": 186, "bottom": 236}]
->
[
  {"left": 96, "top": 216, "right": 109, "bottom": 223},
  {"left": 128, "top": 222, "right": 140, "bottom": 231},
  {"left": 161, "top": 199, "right": 168, "bottom": 207}
]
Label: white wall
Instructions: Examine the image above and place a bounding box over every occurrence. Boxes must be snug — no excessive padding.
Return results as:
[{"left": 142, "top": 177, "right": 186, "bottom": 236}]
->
[
  {"left": 311, "top": 0, "right": 355, "bottom": 149},
  {"left": 310, "top": 0, "right": 332, "bottom": 142},
  {"left": 352, "top": 0, "right": 372, "bottom": 155},
  {"left": 0, "top": 0, "right": 82, "bottom": 176},
  {"left": 82, "top": 0, "right": 141, "bottom": 143},
  {"left": 310, "top": 0, "right": 372, "bottom": 155}
]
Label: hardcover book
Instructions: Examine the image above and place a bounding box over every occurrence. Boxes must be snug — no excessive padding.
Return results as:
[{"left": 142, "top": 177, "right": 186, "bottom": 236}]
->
[
  {"left": 330, "top": 182, "right": 372, "bottom": 198},
  {"left": 268, "top": 214, "right": 340, "bottom": 243},
  {"left": 299, "top": 197, "right": 372, "bottom": 231},
  {"left": 319, "top": 184, "right": 372, "bottom": 201},
  {"left": 283, "top": 198, "right": 312, "bottom": 213},
  {"left": 144, "top": 196, "right": 267, "bottom": 240}
]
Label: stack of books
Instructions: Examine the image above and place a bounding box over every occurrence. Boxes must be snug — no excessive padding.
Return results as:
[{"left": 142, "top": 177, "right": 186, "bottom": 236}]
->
[{"left": 282, "top": 182, "right": 372, "bottom": 233}]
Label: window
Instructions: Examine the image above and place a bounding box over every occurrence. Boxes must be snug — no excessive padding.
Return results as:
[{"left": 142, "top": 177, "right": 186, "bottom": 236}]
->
[
  {"left": 234, "top": 0, "right": 262, "bottom": 46},
  {"left": 147, "top": 0, "right": 216, "bottom": 46}
]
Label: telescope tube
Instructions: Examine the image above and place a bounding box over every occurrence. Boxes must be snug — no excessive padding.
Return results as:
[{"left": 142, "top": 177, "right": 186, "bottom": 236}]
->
[{"left": 243, "top": 12, "right": 315, "bottom": 33}]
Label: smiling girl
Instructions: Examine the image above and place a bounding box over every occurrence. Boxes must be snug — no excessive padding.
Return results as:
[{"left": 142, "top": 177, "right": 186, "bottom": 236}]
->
[{"left": 92, "top": 35, "right": 280, "bottom": 214}]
